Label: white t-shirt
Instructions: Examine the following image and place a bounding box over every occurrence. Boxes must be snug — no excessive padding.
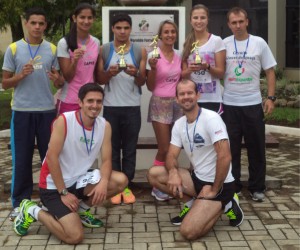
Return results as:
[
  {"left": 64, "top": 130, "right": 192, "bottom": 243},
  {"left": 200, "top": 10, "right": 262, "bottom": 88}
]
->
[
  {"left": 171, "top": 108, "right": 234, "bottom": 183},
  {"left": 188, "top": 34, "right": 225, "bottom": 103},
  {"left": 223, "top": 34, "right": 277, "bottom": 106}
]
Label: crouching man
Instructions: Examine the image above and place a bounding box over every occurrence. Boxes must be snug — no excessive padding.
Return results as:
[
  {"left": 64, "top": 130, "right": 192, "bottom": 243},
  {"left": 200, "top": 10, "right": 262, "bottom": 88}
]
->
[
  {"left": 147, "top": 79, "right": 243, "bottom": 240},
  {"left": 13, "top": 83, "right": 128, "bottom": 244}
]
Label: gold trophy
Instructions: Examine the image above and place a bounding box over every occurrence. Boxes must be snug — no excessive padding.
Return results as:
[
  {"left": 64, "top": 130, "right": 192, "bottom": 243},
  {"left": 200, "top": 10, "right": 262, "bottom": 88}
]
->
[
  {"left": 191, "top": 41, "right": 202, "bottom": 64},
  {"left": 117, "top": 44, "right": 127, "bottom": 70},
  {"left": 149, "top": 35, "right": 160, "bottom": 59}
]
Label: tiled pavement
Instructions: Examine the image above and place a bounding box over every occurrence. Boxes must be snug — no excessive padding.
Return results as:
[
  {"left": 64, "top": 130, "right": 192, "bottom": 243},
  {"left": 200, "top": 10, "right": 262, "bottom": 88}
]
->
[{"left": 0, "top": 134, "right": 299, "bottom": 249}]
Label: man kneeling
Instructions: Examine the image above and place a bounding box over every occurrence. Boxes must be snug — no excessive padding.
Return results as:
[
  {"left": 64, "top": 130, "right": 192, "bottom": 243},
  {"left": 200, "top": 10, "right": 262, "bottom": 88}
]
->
[
  {"left": 147, "top": 79, "right": 243, "bottom": 240},
  {"left": 13, "top": 83, "right": 128, "bottom": 244}
]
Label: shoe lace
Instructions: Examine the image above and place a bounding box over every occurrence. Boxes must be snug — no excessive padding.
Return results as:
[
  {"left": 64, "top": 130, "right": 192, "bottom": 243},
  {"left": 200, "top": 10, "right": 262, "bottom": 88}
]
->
[
  {"left": 81, "top": 209, "right": 94, "bottom": 220},
  {"left": 123, "top": 188, "right": 131, "bottom": 196},
  {"left": 179, "top": 206, "right": 189, "bottom": 218},
  {"left": 226, "top": 209, "right": 237, "bottom": 220}
]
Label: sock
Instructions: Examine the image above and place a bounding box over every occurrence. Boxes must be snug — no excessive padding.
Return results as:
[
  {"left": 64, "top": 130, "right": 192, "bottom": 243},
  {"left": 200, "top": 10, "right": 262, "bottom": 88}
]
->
[
  {"left": 224, "top": 201, "right": 232, "bottom": 213},
  {"left": 78, "top": 201, "right": 90, "bottom": 213},
  {"left": 185, "top": 199, "right": 194, "bottom": 208},
  {"left": 27, "top": 205, "right": 41, "bottom": 220},
  {"left": 153, "top": 159, "right": 165, "bottom": 166}
]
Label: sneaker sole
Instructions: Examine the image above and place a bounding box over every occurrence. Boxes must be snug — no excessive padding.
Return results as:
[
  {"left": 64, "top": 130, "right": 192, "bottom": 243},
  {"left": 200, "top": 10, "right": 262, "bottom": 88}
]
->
[
  {"left": 250, "top": 194, "right": 265, "bottom": 202},
  {"left": 151, "top": 191, "right": 170, "bottom": 201},
  {"left": 171, "top": 221, "right": 182, "bottom": 226},
  {"left": 230, "top": 199, "right": 244, "bottom": 227},
  {"left": 81, "top": 221, "right": 103, "bottom": 228}
]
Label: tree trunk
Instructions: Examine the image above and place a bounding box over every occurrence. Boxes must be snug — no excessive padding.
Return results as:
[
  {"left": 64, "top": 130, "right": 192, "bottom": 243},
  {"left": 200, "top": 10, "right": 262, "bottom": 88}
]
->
[{"left": 10, "top": 18, "right": 24, "bottom": 42}]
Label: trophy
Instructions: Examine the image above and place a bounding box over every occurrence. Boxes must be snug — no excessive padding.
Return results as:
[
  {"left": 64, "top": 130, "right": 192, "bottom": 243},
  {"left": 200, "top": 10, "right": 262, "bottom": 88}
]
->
[
  {"left": 117, "top": 44, "right": 127, "bottom": 70},
  {"left": 191, "top": 41, "right": 202, "bottom": 64},
  {"left": 149, "top": 35, "right": 160, "bottom": 59}
]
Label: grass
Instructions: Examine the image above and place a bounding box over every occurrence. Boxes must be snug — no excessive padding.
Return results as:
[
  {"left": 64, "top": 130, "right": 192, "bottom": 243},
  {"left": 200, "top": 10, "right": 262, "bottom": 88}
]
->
[{"left": 265, "top": 107, "right": 299, "bottom": 126}]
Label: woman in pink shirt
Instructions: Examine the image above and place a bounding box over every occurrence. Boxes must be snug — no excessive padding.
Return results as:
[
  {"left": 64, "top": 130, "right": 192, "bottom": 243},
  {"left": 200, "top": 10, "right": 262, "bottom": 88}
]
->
[
  {"left": 146, "top": 20, "right": 182, "bottom": 201},
  {"left": 56, "top": 3, "right": 100, "bottom": 114}
]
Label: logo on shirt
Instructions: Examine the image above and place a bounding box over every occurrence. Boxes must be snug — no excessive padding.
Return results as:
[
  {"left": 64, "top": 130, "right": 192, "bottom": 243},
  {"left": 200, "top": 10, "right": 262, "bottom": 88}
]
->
[
  {"left": 194, "top": 133, "right": 205, "bottom": 148},
  {"left": 234, "top": 66, "right": 245, "bottom": 76},
  {"left": 215, "top": 129, "right": 223, "bottom": 135}
]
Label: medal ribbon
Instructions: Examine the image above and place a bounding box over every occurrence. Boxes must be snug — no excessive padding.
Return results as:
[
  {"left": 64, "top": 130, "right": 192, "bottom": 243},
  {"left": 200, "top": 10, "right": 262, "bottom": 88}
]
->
[
  {"left": 234, "top": 36, "right": 250, "bottom": 68},
  {"left": 27, "top": 38, "right": 42, "bottom": 61},
  {"left": 79, "top": 111, "right": 95, "bottom": 155},
  {"left": 186, "top": 108, "right": 202, "bottom": 156}
]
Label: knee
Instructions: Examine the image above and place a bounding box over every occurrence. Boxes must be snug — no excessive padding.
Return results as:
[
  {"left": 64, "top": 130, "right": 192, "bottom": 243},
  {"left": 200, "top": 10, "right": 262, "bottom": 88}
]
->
[
  {"left": 147, "top": 166, "right": 158, "bottom": 185},
  {"left": 180, "top": 225, "right": 203, "bottom": 241},
  {"left": 65, "top": 231, "right": 84, "bottom": 245},
  {"left": 118, "top": 173, "right": 128, "bottom": 191}
]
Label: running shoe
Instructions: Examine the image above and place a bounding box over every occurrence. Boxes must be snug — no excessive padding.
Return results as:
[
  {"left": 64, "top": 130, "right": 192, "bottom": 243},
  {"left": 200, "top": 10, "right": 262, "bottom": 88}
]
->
[
  {"left": 78, "top": 209, "right": 103, "bottom": 228},
  {"left": 9, "top": 207, "right": 20, "bottom": 221},
  {"left": 170, "top": 205, "right": 190, "bottom": 225},
  {"left": 122, "top": 187, "right": 136, "bottom": 204},
  {"left": 13, "top": 199, "right": 37, "bottom": 236},
  {"left": 250, "top": 191, "right": 265, "bottom": 202},
  {"left": 151, "top": 188, "right": 170, "bottom": 201},
  {"left": 111, "top": 193, "right": 122, "bottom": 205},
  {"left": 225, "top": 193, "right": 244, "bottom": 227}
]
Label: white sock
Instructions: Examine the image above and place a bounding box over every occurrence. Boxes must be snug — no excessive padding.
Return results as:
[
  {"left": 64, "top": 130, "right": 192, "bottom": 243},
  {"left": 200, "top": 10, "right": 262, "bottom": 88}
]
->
[
  {"left": 185, "top": 199, "right": 194, "bottom": 208},
  {"left": 78, "top": 201, "right": 90, "bottom": 213},
  {"left": 224, "top": 201, "right": 232, "bottom": 212},
  {"left": 27, "top": 205, "right": 41, "bottom": 220}
]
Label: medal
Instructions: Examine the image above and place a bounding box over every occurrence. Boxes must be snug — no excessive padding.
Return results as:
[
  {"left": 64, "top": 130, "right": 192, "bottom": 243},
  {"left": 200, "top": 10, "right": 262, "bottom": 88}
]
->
[{"left": 81, "top": 45, "right": 86, "bottom": 51}]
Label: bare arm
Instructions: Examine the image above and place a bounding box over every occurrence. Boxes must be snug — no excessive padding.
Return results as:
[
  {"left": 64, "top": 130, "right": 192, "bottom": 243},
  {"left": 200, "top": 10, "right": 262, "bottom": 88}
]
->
[
  {"left": 2, "top": 63, "right": 34, "bottom": 90},
  {"left": 165, "top": 144, "right": 184, "bottom": 198},
  {"left": 88, "top": 121, "right": 112, "bottom": 205},
  {"left": 209, "top": 49, "right": 225, "bottom": 79},
  {"left": 134, "top": 47, "right": 147, "bottom": 86},
  {"left": 145, "top": 57, "right": 158, "bottom": 91},
  {"left": 264, "top": 67, "right": 276, "bottom": 115},
  {"left": 58, "top": 48, "right": 85, "bottom": 82},
  {"left": 95, "top": 46, "right": 120, "bottom": 85}
]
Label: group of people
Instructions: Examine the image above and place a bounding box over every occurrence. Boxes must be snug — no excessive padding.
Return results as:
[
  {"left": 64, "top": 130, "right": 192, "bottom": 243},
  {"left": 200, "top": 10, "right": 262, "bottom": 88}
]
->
[{"left": 2, "top": 2, "right": 276, "bottom": 244}]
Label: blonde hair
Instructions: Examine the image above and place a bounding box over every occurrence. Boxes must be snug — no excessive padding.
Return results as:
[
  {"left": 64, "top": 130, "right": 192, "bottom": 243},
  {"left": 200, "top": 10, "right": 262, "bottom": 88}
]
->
[{"left": 182, "top": 4, "right": 210, "bottom": 61}]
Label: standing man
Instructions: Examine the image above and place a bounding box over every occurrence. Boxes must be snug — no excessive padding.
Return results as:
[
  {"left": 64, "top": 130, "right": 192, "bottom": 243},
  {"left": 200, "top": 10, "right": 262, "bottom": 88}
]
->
[
  {"left": 223, "top": 7, "right": 277, "bottom": 202},
  {"left": 97, "top": 13, "right": 147, "bottom": 204},
  {"left": 2, "top": 7, "right": 64, "bottom": 220},
  {"left": 13, "top": 83, "right": 128, "bottom": 244},
  {"left": 147, "top": 79, "right": 244, "bottom": 240}
]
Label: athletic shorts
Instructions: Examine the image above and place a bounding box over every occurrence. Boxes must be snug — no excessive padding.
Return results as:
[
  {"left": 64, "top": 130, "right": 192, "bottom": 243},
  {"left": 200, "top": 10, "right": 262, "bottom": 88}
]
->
[
  {"left": 198, "top": 102, "right": 223, "bottom": 115},
  {"left": 39, "top": 183, "right": 87, "bottom": 219},
  {"left": 191, "top": 171, "right": 234, "bottom": 209},
  {"left": 147, "top": 95, "right": 183, "bottom": 124}
]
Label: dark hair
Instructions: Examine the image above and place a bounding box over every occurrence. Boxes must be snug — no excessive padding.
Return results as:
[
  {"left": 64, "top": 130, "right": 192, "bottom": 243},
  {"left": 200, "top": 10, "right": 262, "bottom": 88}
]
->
[
  {"left": 227, "top": 7, "right": 248, "bottom": 22},
  {"left": 111, "top": 13, "right": 132, "bottom": 27},
  {"left": 25, "top": 7, "right": 47, "bottom": 21},
  {"left": 65, "top": 3, "right": 96, "bottom": 52},
  {"left": 78, "top": 83, "right": 104, "bottom": 101},
  {"left": 157, "top": 20, "right": 178, "bottom": 39},
  {"left": 182, "top": 4, "right": 210, "bottom": 62},
  {"left": 176, "top": 79, "right": 198, "bottom": 97}
]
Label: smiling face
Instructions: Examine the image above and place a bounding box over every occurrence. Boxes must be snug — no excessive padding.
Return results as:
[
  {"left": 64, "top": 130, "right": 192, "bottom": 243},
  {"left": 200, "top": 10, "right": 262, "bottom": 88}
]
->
[
  {"left": 190, "top": 8, "right": 209, "bottom": 33},
  {"left": 25, "top": 15, "right": 47, "bottom": 43},
  {"left": 159, "top": 23, "right": 177, "bottom": 46},
  {"left": 79, "top": 91, "right": 103, "bottom": 120},
  {"left": 176, "top": 80, "right": 200, "bottom": 112},
  {"left": 73, "top": 8, "right": 94, "bottom": 33}
]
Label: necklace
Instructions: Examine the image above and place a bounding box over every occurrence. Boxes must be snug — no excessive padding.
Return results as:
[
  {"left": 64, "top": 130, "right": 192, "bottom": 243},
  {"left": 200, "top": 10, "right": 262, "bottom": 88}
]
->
[
  {"left": 26, "top": 38, "right": 42, "bottom": 63},
  {"left": 234, "top": 36, "right": 250, "bottom": 68},
  {"left": 79, "top": 111, "right": 95, "bottom": 155},
  {"left": 186, "top": 108, "right": 201, "bottom": 157}
]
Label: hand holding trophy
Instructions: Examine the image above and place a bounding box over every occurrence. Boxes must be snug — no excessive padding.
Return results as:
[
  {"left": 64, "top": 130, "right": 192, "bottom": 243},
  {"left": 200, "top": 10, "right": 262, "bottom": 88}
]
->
[
  {"left": 191, "top": 41, "right": 202, "bottom": 64},
  {"left": 117, "top": 44, "right": 127, "bottom": 70},
  {"left": 149, "top": 35, "right": 160, "bottom": 59}
]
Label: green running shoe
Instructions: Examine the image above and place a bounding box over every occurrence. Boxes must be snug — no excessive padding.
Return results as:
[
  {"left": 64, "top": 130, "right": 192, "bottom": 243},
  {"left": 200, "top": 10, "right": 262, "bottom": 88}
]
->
[
  {"left": 79, "top": 209, "right": 103, "bottom": 228},
  {"left": 171, "top": 205, "right": 190, "bottom": 225},
  {"left": 225, "top": 193, "right": 244, "bottom": 227},
  {"left": 13, "top": 199, "right": 37, "bottom": 236}
]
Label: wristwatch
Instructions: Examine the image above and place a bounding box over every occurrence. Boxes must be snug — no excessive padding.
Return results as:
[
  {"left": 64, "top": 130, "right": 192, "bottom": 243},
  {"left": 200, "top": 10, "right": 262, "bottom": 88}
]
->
[
  {"left": 267, "top": 96, "right": 277, "bottom": 102},
  {"left": 60, "top": 188, "right": 68, "bottom": 196}
]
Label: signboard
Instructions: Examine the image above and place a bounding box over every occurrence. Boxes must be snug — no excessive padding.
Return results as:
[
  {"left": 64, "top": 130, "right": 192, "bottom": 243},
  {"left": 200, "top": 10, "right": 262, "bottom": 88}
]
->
[{"left": 102, "top": 7, "right": 185, "bottom": 51}]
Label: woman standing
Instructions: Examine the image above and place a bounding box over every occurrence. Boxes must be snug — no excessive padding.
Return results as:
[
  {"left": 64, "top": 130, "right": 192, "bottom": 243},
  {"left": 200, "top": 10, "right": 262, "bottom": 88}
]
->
[
  {"left": 57, "top": 3, "right": 100, "bottom": 114},
  {"left": 146, "top": 20, "right": 182, "bottom": 201},
  {"left": 181, "top": 4, "right": 225, "bottom": 115}
]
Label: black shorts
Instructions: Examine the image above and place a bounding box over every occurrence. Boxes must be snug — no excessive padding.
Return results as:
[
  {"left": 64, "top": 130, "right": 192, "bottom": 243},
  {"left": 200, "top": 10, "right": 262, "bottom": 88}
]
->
[
  {"left": 39, "top": 183, "right": 87, "bottom": 219},
  {"left": 191, "top": 171, "right": 235, "bottom": 209}
]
